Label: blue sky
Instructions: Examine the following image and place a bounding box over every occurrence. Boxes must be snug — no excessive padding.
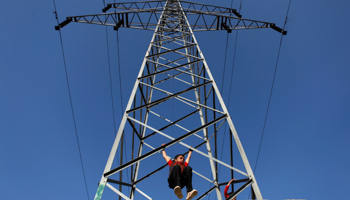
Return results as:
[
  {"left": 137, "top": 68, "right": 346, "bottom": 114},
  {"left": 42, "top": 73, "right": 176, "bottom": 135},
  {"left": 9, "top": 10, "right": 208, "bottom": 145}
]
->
[{"left": 1, "top": 0, "right": 350, "bottom": 199}]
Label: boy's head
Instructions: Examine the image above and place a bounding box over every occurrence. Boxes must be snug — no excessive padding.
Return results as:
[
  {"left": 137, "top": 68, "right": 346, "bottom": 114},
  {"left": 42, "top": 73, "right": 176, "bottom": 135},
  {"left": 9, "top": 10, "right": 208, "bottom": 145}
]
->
[{"left": 174, "top": 154, "right": 185, "bottom": 162}]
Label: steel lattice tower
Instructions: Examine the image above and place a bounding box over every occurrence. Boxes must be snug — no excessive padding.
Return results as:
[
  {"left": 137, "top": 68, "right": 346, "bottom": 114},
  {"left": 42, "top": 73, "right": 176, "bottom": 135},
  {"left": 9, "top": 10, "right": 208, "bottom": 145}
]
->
[{"left": 56, "top": 0, "right": 286, "bottom": 199}]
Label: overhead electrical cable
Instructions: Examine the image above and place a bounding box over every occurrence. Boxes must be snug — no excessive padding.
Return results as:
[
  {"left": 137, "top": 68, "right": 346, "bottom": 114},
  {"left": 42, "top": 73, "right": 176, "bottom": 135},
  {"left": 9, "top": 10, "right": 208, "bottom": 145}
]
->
[
  {"left": 247, "top": 2, "right": 291, "bottom": 197},
  {"left": 220, "top": 33, "right": 230, "bottom": 94},
  {"left": 104, "top": 10, "right": 118, "bottom": 139},
  {"left": 102, "top": 1, "right": 130, "bottom": 196},
  {"left": 226, "top": 31, "right": 240, "bottom": 109},
  {"left": 207, "top": 1, "right": 233, "bottom": 197},
  {"left": 218, "top": 0, "right": 243, "bottom": 177},
  {"left": 210, "top": 7, "right": 233, "bottom": 197},
  {"left": 227, "top": 0, "right": 243, "bottom": 108},
  {"left": 223, "top": 2, "right": 243, "bottom": 194},
  {"left": 253, "top": 0, "right": 292, "bottom": 175},
  {"left": 53, "top": 1, "right": 90, "bottom": 199},
  {"left": 116, "top": 31, "right": 125, "bottom": 113},
  {"left": 116, "top": 27, "right": 131, "bottom": 196}
]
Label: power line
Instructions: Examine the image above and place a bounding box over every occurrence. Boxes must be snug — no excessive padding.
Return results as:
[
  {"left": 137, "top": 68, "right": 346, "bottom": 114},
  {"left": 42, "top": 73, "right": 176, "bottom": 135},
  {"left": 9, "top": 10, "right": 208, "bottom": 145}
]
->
[
  {"left": 218, "top": 0, "right": 243, "bottom": 178},
  {"left": 115, "top": 28, "right": 131, "bottom": 196},
  {"left": 114, "top": 30, "right": 128, "bottom": 170},
  {"left": 116, "top": 31, "right": 125, "bottom": 113},
  {"left": 209, "top": 1, "right": 235, "bottom": 196},
  {"left": 246, "top": 1, "right": 291, "bottom": 198},
  {"left": 53, "top": 1, "right": 90, "bottom": 199},
  {"left": 220, "top": 33, "right": 230, "bottom": 94},
  {"left": 253, "top": 0, "right": 292, "bottom": 175},
  {"left": 226, "top": 0, "right": 243, "bottom": 110},
  {"left": 103, "top": 1, "right": 121, "bottom": 170},
  {"left": 104, "top": 15, "right": 118, "bottom": 139},
  {"left": 102, "top": 0, "right": 129, "bottom": 195}
]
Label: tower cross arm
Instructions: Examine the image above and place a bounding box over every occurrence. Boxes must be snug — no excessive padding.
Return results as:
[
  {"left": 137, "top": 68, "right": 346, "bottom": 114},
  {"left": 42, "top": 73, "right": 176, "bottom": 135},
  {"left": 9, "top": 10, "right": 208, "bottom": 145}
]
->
[
  {"left": 104, "top": 1, "right": 241, "bottom": 17},
  {"left": 188, "top": 12, "right": 286, "bottom": 34},
  {"left": 100, "top": 0, "right": 286, "bottom": 34},
  {"left": 214, "top": 14, "right": 287, "bottom": 35},
  {"left": 55, "top": 9, "right": 286, "bottom": 35},
  {"left": 55, "top": 10, "right": 286, "bottom": 35},
  {"left": 54, "top": 10, "right": 161, "bottom": 31},
  {"left": 103, "top": 1, "right": 166, "bottom": 13}
]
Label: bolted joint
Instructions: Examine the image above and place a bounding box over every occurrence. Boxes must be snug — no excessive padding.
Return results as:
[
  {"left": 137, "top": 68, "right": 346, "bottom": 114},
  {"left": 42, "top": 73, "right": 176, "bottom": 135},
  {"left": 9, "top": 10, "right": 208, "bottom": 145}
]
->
[
  {"left": 102, "top": 4, "right": 112, "bottom": 12},
  {"left": 270, "top": 23, "right": 287, "bottom": 35},
  {"left": 55, "top": 17, "right": 72, "bottom": 30},
  {"left": 232, "top": 9, "right": 242, "bottom": 18},
  {"left": 221, "top": 22, "right": 232, "bottom": 33},
  {"left": 114, "top": 19, "right": 124, "bottom": 31}
]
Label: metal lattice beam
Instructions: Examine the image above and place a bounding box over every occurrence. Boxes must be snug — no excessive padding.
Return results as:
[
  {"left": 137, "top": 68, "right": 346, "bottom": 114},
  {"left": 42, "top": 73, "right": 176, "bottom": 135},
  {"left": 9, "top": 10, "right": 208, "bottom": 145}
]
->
[
  {"left": 55, "top": 0, "right": 286, "bottom": 34},
  {"left": 54, "top": 0, "right": 287, "bottom": 199}
]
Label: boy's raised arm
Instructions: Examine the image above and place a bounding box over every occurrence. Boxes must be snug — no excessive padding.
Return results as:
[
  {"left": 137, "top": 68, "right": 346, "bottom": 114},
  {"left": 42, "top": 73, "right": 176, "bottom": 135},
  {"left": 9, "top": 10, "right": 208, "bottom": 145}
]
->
[
  {"left": 161, "top": 144, "right": 170, "bottom": 163},
  {"left": 185, "top": 148, "right": 193, "bottom": 164}
]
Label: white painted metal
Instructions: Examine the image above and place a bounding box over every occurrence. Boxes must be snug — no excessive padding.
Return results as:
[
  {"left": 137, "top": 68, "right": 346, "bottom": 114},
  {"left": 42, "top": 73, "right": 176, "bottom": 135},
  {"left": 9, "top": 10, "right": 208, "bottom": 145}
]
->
[
  {"left": 129, "top": 4, "right": 168, "bottom": 199},
  {"left": 135, "top": 188, "right": 153, "bottom": 200},
  {"left": 128, "top": 116, "right": 248, "bottom": 176},
  {"left": 94, "top": 0, "right": 263, "bottom": 199},
  {"left": 180, "top": 9, "right": 222, "bottom": 199},
  {"left": 106, "top": 183, "right": 132, "bottom": 200},
  {"left": 95, "top": 2, "right": 168, "bottom": 199},
  {"left": 178, "top": 2, "right": 263, "bottom": 199},
  {"left": 148, "top": 110, "right": 205, "bottom": 140},
  {"left": 192, "top": 170, "right": 214, "bottom": 183},
  {"left": 138, "top": 82, "right": 226, "bottom": 114},
  {"left": 146, "top": 58, "right": 210, "bottom": 81}
]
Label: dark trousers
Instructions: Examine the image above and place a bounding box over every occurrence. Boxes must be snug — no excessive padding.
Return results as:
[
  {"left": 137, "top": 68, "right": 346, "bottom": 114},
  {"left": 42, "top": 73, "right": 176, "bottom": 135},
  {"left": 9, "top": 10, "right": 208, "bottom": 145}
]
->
[{"left": 168, "top": 165, "right": 193, "bottom": 193}]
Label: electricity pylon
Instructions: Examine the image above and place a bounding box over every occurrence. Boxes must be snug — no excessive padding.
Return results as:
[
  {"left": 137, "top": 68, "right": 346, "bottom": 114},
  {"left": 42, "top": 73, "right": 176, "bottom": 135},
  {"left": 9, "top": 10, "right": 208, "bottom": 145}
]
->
[{"left": 56, "top": 0, "right": 286, "bottom": 199}]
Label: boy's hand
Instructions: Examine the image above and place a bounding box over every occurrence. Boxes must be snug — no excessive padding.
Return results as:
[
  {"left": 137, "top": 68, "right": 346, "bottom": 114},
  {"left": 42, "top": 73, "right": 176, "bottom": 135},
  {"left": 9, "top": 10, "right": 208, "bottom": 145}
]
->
[
  {"left": 228, "top": 179, "right": 236, "bottom": 185},
  {"left": 160, "top": 144, "right": 166, "bottom": 153},
  {"left": 185, "top": 147, "right": 193, "bottom": 164},
  {"left": 189, "top": 146, "right": 193, "bottom": 152}
]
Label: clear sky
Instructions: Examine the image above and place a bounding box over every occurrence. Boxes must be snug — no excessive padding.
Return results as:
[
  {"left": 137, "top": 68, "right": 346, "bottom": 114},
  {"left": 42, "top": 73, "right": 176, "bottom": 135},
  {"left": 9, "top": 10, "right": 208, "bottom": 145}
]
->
[{"left": 1, "top": 0, "right": 350, "bottom": 200}]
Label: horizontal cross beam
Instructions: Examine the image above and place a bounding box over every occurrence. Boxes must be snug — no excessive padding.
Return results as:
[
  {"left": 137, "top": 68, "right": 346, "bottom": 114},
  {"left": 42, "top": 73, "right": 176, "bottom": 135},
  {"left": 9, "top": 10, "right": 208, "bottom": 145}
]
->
[
  {"left": 55, "top": 3, "right": 286, "bottom": 34},
  {"left": 126, "top": 80, "right": 212, "bottom": 114},
  {"left": 104, "top": 1, "right": 241, "bottom": 17}
]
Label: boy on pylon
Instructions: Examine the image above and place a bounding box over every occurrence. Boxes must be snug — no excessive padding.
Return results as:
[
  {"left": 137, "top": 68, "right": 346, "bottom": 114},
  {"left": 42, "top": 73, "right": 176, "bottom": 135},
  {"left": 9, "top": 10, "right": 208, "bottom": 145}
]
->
[{"left": 161, "top": 144, "right": 198, "bottom": 200}]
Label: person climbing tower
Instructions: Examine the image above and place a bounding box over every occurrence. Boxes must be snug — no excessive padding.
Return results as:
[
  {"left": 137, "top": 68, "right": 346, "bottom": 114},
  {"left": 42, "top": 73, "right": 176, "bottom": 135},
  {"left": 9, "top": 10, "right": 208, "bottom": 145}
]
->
[
  {"left": 161, "top": 144, "right": 198, "bottom": 200},
  {"left": 224, "top": 179, "right": 237, "bottom": 200}
]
